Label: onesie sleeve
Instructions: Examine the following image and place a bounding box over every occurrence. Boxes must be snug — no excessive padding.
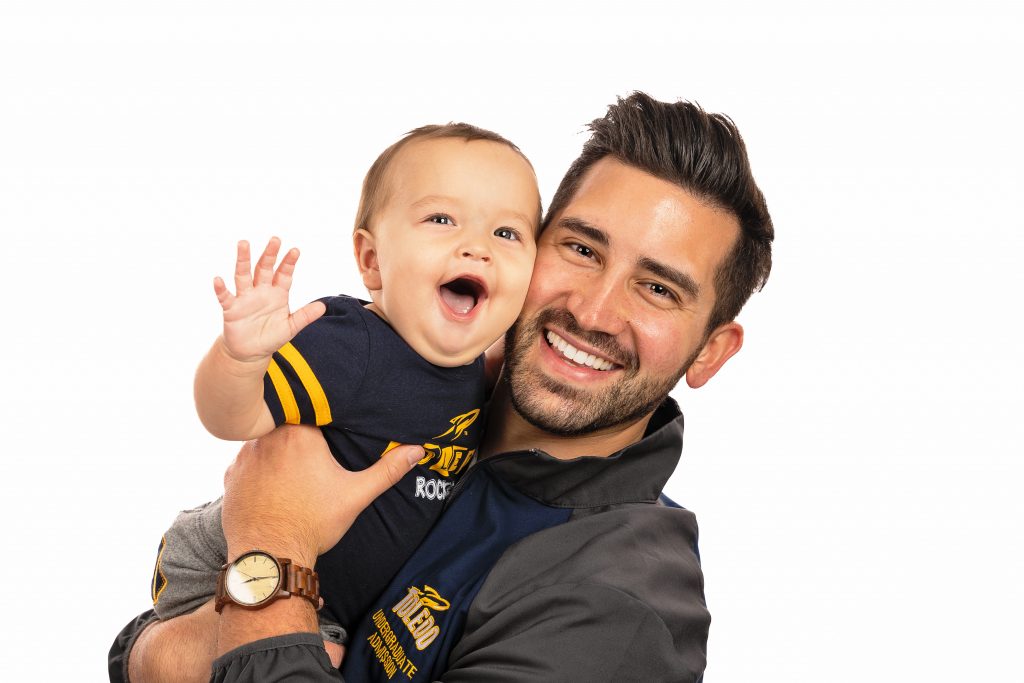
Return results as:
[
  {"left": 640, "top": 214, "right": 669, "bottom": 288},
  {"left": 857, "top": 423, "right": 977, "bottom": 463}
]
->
[{"left": 263, "top": 297, "right": 371, "bottom": 428}]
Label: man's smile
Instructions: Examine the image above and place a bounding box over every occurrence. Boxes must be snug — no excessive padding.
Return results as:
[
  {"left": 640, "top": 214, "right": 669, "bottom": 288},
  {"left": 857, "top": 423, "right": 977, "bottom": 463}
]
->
[{"left": 544, "top": 329, "right": 617, "bottom": 371}]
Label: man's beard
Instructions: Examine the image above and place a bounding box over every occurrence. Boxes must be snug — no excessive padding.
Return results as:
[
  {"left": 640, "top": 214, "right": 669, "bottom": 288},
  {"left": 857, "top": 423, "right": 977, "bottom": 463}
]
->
[{"left": 502, "top": 307, "right": 698, "bottom": 437}]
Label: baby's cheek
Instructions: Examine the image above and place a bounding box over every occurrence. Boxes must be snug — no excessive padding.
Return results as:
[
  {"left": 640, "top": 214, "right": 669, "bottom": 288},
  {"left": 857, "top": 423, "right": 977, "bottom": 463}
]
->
[{"left": 510, "top": 259, "right": 537, "bottom": 300}]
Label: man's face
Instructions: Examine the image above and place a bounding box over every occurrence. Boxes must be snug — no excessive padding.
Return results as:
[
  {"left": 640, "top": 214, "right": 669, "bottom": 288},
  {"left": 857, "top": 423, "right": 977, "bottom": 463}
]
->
[{"left": 504, "top": 157, "right": 741, "bottom": 436}]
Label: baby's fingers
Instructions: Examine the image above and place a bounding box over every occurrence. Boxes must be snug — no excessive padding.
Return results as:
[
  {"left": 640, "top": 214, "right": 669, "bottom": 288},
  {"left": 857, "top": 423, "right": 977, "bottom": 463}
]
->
[
  {"left": 234, "top": 240, "right": 253, "bottom": 293},
  {"left": 290, "top": 299, "right": 326, "bottom": 336},
  {"left": 213, "top": 276, "right": 235, "bottom": 310},
  {"left": 252, "top": 236, "right": 282, "bottom": 287},
  {"left": 272, "top": 247, "right": 301, "bottom": 290}
]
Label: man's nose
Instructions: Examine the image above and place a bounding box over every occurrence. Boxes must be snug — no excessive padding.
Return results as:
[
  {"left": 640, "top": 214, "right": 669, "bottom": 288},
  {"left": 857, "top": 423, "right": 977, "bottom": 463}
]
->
[{"left": 565, "top": 273, "right": 629, "bottom": 337}]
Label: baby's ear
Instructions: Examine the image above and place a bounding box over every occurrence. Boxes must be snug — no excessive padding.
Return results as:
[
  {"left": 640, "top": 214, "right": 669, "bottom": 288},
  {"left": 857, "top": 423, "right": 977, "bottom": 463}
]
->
[{"left": 353, "top": 229, "right": 382, "bottom": 291}]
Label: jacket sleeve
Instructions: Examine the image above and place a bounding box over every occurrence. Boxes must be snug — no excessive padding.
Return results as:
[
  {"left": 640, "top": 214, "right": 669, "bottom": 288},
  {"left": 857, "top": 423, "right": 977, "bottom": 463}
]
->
[
  {"left": 441, "top": 582, "right": 704, "bottom": 683},
  {"left": 210, "top": 633, "right": 344, "bottom": 683},
  {"left": 441, "top": 505, "right": 709, "bottom": 682}
]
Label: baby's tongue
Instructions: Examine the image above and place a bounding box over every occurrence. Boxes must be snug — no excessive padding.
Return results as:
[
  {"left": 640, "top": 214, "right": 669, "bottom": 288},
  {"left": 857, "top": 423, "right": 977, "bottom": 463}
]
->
[{"left": 440, "top": 285, "right": 475, "bottom": 315}]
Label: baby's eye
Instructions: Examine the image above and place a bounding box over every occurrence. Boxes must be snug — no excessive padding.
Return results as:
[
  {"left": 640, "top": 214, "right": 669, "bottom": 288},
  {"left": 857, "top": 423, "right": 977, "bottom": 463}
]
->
[
  {"left": 427, "top": 214, "right": 455, "bottom": 225},
  {"left": 494, "top": 227, "right": 520, "bottom": 242}
]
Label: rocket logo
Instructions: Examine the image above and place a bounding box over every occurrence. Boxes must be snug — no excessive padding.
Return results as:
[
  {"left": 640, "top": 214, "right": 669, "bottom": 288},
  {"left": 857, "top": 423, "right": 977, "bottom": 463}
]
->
[{"left": 382, "top": 408, "right": 480, "bottom": 478}]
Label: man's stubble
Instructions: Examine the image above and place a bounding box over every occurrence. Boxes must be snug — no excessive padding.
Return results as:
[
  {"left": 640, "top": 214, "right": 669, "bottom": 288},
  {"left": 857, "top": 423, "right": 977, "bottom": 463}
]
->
[{"left": 503, "top": 307, "right": 699, "bottom": 437}]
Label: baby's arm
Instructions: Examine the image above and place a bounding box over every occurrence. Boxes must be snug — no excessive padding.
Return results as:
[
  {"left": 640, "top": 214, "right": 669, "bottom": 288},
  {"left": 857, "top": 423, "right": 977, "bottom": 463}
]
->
[{"left": 195, "top": 238, "right": 326, "bottom": 440}]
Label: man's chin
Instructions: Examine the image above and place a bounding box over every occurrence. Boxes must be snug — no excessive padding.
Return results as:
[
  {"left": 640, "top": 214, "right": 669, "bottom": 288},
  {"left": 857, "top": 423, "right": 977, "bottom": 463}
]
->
[
  {"left": 508, "top": 384, "right": 599, "bottom": 437},
  {"left": 502, "top": 308, "right": 684, "bottom": 437},
  {"left": 507, "top": 369, "right": 655, "bottom": 438}
]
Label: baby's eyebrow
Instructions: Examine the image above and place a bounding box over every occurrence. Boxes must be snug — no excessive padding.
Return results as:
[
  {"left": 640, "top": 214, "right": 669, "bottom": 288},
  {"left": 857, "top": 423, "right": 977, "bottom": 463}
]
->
[
  {"left": 412, "top": 195, "right": 535, "bottom": 230},
  {"left": 410, "top": 195, "right": 461, "bottom": 209},
  {"left": 505, "top": 209, "right": 537, "bottom": 230}
]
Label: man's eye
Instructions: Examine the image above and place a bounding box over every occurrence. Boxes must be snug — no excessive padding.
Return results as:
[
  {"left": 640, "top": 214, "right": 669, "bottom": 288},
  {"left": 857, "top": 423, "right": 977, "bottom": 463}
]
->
[
  {"left": 494, "top": 227, "right": 520, "bottom": 242},
  {"left": 646, "top": 282, "right": 676, "bottom": 300},
  {"left": 570, "top": 243, "right": 594, "bottom": 258},
  {"left": 427, "top": 214, "right": 454, "bottom": 225}
]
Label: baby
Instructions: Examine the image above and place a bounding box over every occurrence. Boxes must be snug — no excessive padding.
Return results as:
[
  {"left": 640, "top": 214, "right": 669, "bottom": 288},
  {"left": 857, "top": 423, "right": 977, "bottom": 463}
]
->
[{"left": 150, "top": 123, "right": 540, "bottom": 649}]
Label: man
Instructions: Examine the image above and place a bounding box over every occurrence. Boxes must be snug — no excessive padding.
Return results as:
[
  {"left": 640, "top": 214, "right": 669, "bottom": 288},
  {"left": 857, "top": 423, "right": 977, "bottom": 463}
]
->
[{"left": 111, "top": 91, "right": 773, "bottom": 682}]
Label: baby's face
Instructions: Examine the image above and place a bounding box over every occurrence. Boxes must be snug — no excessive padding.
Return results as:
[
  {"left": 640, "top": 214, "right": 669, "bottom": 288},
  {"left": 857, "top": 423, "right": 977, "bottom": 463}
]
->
[{"left": 356, "top": 137, "right": 540, "bottom": 367}]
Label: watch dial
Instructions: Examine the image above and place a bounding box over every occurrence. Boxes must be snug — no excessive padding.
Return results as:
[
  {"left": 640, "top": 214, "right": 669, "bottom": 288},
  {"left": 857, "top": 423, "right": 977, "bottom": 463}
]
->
[{"left": 225, "top": 552, "right": 282, "bottom": 606}]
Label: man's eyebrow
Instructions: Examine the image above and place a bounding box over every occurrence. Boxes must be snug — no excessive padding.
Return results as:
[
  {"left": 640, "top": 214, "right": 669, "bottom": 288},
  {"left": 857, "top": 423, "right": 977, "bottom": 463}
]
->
[
  {"left": 638, "top": 257, "right": 701, "bottom": 300},
  {"left": 556, "top": 217, "right": 610, "bottom": 247},
  {"left": 559, "top": 217, "right": 701, "bottom": 300}
]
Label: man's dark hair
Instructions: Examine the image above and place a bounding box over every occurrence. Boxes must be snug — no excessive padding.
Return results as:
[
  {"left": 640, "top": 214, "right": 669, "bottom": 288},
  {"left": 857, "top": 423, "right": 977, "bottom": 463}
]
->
[
  {"left": 355, "top": 123, "right": 539, "bottom": 233},
  {"left": 545, "top": 92, "right": 774, "bottom": 334}
]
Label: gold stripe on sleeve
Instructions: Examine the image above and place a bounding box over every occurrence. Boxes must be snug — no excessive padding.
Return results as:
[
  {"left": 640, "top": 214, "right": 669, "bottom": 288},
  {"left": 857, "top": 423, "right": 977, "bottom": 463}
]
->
[
  {"left": 267, "top": 358, "right": 301, "bottom": 425},
  {"left": 152, "top": 536, "right": 168, "bottom": 604},
  {"left": 277, "top": 342, "right": 333, "bottom": 426}
]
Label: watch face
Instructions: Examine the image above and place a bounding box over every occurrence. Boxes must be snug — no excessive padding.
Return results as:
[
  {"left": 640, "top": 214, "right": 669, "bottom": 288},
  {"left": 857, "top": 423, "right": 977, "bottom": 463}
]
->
[{"left": 224, "top": 551, "right": 282, "bottom": 606}]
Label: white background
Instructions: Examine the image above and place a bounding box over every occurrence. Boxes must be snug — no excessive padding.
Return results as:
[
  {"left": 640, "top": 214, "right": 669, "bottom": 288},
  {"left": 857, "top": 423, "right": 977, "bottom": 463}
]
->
[{"left": 1, "top": 1, "right": 1021, "bottom": 680}]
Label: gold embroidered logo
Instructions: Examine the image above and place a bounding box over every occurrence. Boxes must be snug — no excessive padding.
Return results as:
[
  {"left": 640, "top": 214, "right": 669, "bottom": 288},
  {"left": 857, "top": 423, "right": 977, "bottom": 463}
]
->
[
  {"left": 433, "top": 409, "right": 479, "bottom": 441},
  {"left": 382, "top": 408, "right": 480, "bottom": 478},
  {"left": 392, "top": 585, "right": 450, "bottom": 650}
]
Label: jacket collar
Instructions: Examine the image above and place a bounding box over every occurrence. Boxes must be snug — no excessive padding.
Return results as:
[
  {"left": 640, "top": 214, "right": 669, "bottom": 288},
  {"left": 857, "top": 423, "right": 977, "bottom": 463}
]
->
[{"left": 483, "top": 398, "right": 684, "bottom": 508}]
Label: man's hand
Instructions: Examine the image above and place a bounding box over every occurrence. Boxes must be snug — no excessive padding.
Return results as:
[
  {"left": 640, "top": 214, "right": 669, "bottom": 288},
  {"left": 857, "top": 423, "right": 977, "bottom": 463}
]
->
[
  {"left": 214, "top": 237, "right": 326, "bottom": 363},
  {"left": 222, "top": 424, "right": 425, "bottom": 565},
  {"left": 217, "top": 426, "right": 423, "bottom": 657}
]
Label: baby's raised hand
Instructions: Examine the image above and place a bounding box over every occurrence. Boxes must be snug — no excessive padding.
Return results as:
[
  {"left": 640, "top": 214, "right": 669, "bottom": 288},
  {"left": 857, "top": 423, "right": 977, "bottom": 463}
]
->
[{"left": 214, "top": 237, "right": 326, "bottom": 362}]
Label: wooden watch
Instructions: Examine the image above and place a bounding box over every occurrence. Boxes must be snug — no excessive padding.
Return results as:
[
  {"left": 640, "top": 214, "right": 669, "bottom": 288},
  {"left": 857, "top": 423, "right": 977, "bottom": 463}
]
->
[{"left": 215, "top": 550, "right": 321, "bottom": 612}]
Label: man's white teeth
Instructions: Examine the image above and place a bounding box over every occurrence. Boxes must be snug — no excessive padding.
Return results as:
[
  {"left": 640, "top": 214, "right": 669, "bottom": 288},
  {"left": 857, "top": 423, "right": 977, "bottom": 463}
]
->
[{"left": 545, "top": 330, "right": 614, "bottom": 371}]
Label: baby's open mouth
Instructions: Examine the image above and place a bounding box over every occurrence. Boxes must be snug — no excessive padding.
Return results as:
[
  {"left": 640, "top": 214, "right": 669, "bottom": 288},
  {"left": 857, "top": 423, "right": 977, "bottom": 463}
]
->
[{"left": 440, "top": 277, "right": 486, "bottom": 316}]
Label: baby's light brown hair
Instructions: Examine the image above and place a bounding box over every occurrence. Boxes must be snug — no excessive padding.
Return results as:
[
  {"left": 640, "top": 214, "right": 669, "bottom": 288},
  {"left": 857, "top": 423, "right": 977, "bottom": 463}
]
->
[{"left": 354, "top": 123, "right": 541, "bottom": 233}]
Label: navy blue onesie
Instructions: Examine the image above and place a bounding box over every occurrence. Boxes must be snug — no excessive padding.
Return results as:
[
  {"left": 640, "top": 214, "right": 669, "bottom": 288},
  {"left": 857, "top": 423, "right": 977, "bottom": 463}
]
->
[{"left": 262, "top": 295, "right": 485, "bottom": 629}]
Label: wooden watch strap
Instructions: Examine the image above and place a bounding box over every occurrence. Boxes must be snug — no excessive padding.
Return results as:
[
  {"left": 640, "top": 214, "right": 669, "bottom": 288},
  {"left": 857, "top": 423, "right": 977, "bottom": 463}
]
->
[{"left": 282, "top": 558, "right": 321, "bottom": 609}]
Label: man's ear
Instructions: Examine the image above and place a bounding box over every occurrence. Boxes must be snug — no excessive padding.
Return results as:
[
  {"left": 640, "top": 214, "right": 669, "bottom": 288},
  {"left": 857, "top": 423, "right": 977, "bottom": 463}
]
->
[
  {"left": 686, "top": 322, "right": 744, "bottom": 389},
  {"left": 353, "top": 228, "right": 382, "bottom": 291}
]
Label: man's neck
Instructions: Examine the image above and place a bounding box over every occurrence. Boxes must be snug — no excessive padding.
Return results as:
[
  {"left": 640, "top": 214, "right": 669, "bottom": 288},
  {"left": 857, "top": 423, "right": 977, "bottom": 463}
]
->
[{"left": 480, "top": 380, "right": 653, "bottom": 460}]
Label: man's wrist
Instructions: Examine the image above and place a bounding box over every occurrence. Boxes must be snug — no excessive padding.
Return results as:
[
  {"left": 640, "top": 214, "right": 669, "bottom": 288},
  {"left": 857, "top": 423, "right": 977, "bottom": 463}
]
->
[{"left": 215, "top": 595, "right": 320, "bottom": 657}]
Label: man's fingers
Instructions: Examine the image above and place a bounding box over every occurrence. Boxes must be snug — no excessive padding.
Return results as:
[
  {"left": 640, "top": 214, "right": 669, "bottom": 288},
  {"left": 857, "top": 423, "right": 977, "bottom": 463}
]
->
[
  {"left": 324, "top": 640, "right": 345, "bottom": 669},
  {"left": 223, "top": 440, "right": 256, "bottom": 489},
  {"left": 350, "top": 445, "right": 424, "bottom": 509}
]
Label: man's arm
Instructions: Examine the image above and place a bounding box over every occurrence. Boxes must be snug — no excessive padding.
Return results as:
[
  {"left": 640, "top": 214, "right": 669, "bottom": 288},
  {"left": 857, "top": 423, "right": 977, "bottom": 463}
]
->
[
  {"left": 119, "top": 427, "right": 421, "bottom": 683},
  {"left": 211, "top": 427, "right": 421, "bottom": 681},
  {"left": 123, "top": 603, "right": 218, "bottom": 683}
]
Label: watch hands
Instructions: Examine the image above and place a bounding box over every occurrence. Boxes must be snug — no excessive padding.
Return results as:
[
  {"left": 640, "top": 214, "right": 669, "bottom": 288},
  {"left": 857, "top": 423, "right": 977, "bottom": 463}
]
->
[{"left": 243, "top": 575, "right": 277, "bottom": 583}]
